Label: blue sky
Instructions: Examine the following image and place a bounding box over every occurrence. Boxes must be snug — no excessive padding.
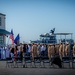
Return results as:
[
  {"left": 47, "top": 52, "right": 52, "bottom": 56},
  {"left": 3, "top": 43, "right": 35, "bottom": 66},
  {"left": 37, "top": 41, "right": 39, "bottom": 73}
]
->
[{"left": 0, "top": 0, "right": 75, "bottom": 43}]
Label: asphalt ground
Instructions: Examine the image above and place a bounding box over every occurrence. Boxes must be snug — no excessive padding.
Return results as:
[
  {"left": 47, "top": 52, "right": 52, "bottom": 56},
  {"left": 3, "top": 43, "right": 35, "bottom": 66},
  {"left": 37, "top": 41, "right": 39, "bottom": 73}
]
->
[{"left": 0, "top": 61, "right": 75, "bottom": 75}]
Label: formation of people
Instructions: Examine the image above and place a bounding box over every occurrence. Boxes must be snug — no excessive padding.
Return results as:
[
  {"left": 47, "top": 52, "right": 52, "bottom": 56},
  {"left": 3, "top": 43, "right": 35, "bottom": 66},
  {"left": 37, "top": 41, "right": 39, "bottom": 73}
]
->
[{"left": 0, "top": 42, "right": 75, "bottom": 61}]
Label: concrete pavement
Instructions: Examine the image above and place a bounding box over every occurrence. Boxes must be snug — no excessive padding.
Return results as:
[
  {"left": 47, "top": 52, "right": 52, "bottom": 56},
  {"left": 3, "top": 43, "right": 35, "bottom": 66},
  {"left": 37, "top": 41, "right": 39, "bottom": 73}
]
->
[{"left": 0, "top": 61, "right": 75, "bottom": 75}]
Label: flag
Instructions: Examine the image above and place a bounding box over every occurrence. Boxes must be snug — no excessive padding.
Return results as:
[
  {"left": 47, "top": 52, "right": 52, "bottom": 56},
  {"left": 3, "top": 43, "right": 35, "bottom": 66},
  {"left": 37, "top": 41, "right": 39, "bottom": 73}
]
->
[
  {"left": 10, "top": 29, "right": 14, "bottom": 45},
  {"left": 14, "top": 34, "right": 20, "bottom": 44}
]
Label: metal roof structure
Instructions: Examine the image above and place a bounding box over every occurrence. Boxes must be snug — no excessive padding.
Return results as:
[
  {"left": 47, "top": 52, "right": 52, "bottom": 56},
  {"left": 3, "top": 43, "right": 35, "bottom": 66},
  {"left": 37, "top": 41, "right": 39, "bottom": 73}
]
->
[
  {"left": 0, "top": 29, "right": 10, "bottom": 35},
  {"left": 40, "top": 33, "right": 73, "bottom": 37},
  {"left": 0, "top": 13, "right": 6, "bottom": 16},
  {"left": 54, "top": 33, "right": 73, "bottom": 35}
]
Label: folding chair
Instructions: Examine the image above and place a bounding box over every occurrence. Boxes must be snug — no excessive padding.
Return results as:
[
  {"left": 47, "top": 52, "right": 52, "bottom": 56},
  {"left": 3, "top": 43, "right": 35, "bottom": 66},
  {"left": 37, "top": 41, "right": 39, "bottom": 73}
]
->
[
  {"left": 6, "top": 57, "right": 14, "bottom": 68},
  {"left": 23, "top": 56, "right": 32, "bottom": 68},
  {"left": 14, "top": 56, "right": 23, "bottom": 68},
  {"left": 62, "top": 56, "right": 71, "bottom": 68},
  {"left": 41, "top": 56, "right": 50, "bottom": 68},
  {"left": 33, "top": 56, "right": 41, "bottom": 68},
  {"left": 72, "top": 57, "right": 75, "bottom": 68}
]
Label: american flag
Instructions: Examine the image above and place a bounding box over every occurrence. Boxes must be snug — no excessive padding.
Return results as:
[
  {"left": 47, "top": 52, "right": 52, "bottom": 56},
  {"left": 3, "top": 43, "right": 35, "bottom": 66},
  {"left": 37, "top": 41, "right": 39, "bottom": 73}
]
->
[{"left": 10, "top": 29, "right": 14, "bottom": 45}]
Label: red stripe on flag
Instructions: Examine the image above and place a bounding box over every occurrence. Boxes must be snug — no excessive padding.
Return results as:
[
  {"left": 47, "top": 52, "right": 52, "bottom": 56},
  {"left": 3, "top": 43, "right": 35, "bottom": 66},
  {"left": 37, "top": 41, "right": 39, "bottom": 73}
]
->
[{"left": 10, "top": 30, "right": 14, "bottom": 45}]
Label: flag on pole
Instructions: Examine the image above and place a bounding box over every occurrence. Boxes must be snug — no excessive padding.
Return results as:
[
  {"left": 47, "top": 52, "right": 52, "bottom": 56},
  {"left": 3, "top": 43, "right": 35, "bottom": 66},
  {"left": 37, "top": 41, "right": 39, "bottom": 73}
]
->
[
  {"left": 10, "top": 29, "right": 14, "bottom": 45},
  {"left": 14, "top": 34, "right": 20, "bottom": 45}
]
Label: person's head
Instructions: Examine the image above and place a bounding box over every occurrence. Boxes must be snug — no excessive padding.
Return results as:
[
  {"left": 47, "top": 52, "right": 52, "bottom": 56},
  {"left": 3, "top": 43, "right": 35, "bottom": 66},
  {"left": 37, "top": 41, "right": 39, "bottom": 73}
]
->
[
  {"left": 24, "top": 44, "right": 26, "bottom": 47},
  {"left": 11, "top": 45, "right": 14, "bottom": 48},
  {"left": 60, "top": 42, "right": 62, "bottom": 45},
  {"left": 48, "top": 44, "right": 50, "bottom": 47},
  {"left": 32, "top": 43, "right": 34, "bottom": 45},
  {"left": 50, "top": 44, "right": 53, "bottom": 46},
  {"left": 55, "top": 43, "right": 59, "bottom": 46},
  {"left": 66, "top": 42, "right": 69, "bottom": 45}
]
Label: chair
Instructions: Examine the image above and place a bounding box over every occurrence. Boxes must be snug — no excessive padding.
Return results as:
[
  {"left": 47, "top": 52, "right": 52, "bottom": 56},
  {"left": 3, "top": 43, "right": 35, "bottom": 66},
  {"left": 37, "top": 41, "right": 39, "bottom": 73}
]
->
[
  {"left": 23, "top": 56, "right": 32, "bottom": 68},
  {"left": 62, "top": 56, "right": 71, "bottom": 68},
  {"left": 14, "top": 56, "right": 23, "bottom": 68},
  {"left": 41, "top": 56, "right": 50, "bottom": 68},
  {"left": 72, "top": 57, "right": 75, "bottom": 68},
  {"left": 6, "top": 57, "right": 14, "bottom": 68},
  {"left": 33, "top": 56, "right": 41, "bottom": 68}
]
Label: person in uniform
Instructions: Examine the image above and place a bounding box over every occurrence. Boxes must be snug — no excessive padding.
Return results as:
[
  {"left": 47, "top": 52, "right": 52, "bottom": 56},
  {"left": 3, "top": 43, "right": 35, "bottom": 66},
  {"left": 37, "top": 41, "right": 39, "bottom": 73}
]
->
[
  {"left": 31, "top": 43, "right": 37, "bottom": 61},
  {"left": 6, "top": 46, "right": 10, "bottom": 58},
  {"left": 41, "top": 44, "right": 46, "bottom": 56},
  {"left": 59, "top": 42, "right": 64, "bottom": 60},
  {"left": 51, "top": 44, "right": 55, "bottom": 57},
  {"left": 65, "top": 42, "right": 70, "bottom": 56},
  {"left": 23, "top": 44, "right": 26, "bottom": 56},
  {"left": 19, "top": 43, "right": 23, "bottom": 60},
  {"left": 55, "top": 44, "right": 59, "bottom": 55},
  {"left": 48, "top": 44, "right": 52, "bottom": 61},
  {"left": 10, "top": 45, "right": 15, "bottom": 61},
  {"left": 48, "top": 44, "right": 54, "bottom": 60},
  {"left": 27, "top": 44, "right": 32, "bottom": 56},
  {"left": 73, "top": 42, "right": 75, "bottom": 57},
  {"left": 37, "top": 44, "right": 41, "bottom": 56},
  {"left": 14, "top": 45, "right": 18, "bottom": 61}
]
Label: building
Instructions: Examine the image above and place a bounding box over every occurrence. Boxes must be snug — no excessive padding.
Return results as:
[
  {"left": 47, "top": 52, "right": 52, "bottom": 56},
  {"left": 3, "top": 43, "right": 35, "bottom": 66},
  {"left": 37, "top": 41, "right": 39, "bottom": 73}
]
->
[{"left": 0, "top": 13, "right": 10, "bottom": 46}]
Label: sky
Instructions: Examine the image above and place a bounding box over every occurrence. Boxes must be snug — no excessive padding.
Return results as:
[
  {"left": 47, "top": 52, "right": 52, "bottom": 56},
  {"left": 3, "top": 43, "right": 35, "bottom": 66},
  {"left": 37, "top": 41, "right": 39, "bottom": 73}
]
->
[{"left": 0, "top": 0, "right": 75, "bottom": 44}]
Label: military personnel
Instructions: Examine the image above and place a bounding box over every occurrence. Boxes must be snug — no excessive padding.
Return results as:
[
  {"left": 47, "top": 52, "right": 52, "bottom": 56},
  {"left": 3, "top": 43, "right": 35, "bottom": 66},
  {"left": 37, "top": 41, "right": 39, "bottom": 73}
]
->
[
  {"left": 73, "top": 42, "right": 75, "bottom": 57},
  {"left": 59, "top": 42, "right": 64, "bottom": 60},
  {"left": 48, "top": 44, "right": 54, "bottom": 61},
  {"left": 65, "top": 42, "right": 70, "bottom": 56},
  {"left": 31, "top": 43, "right": 37, "bottom": 61}
]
